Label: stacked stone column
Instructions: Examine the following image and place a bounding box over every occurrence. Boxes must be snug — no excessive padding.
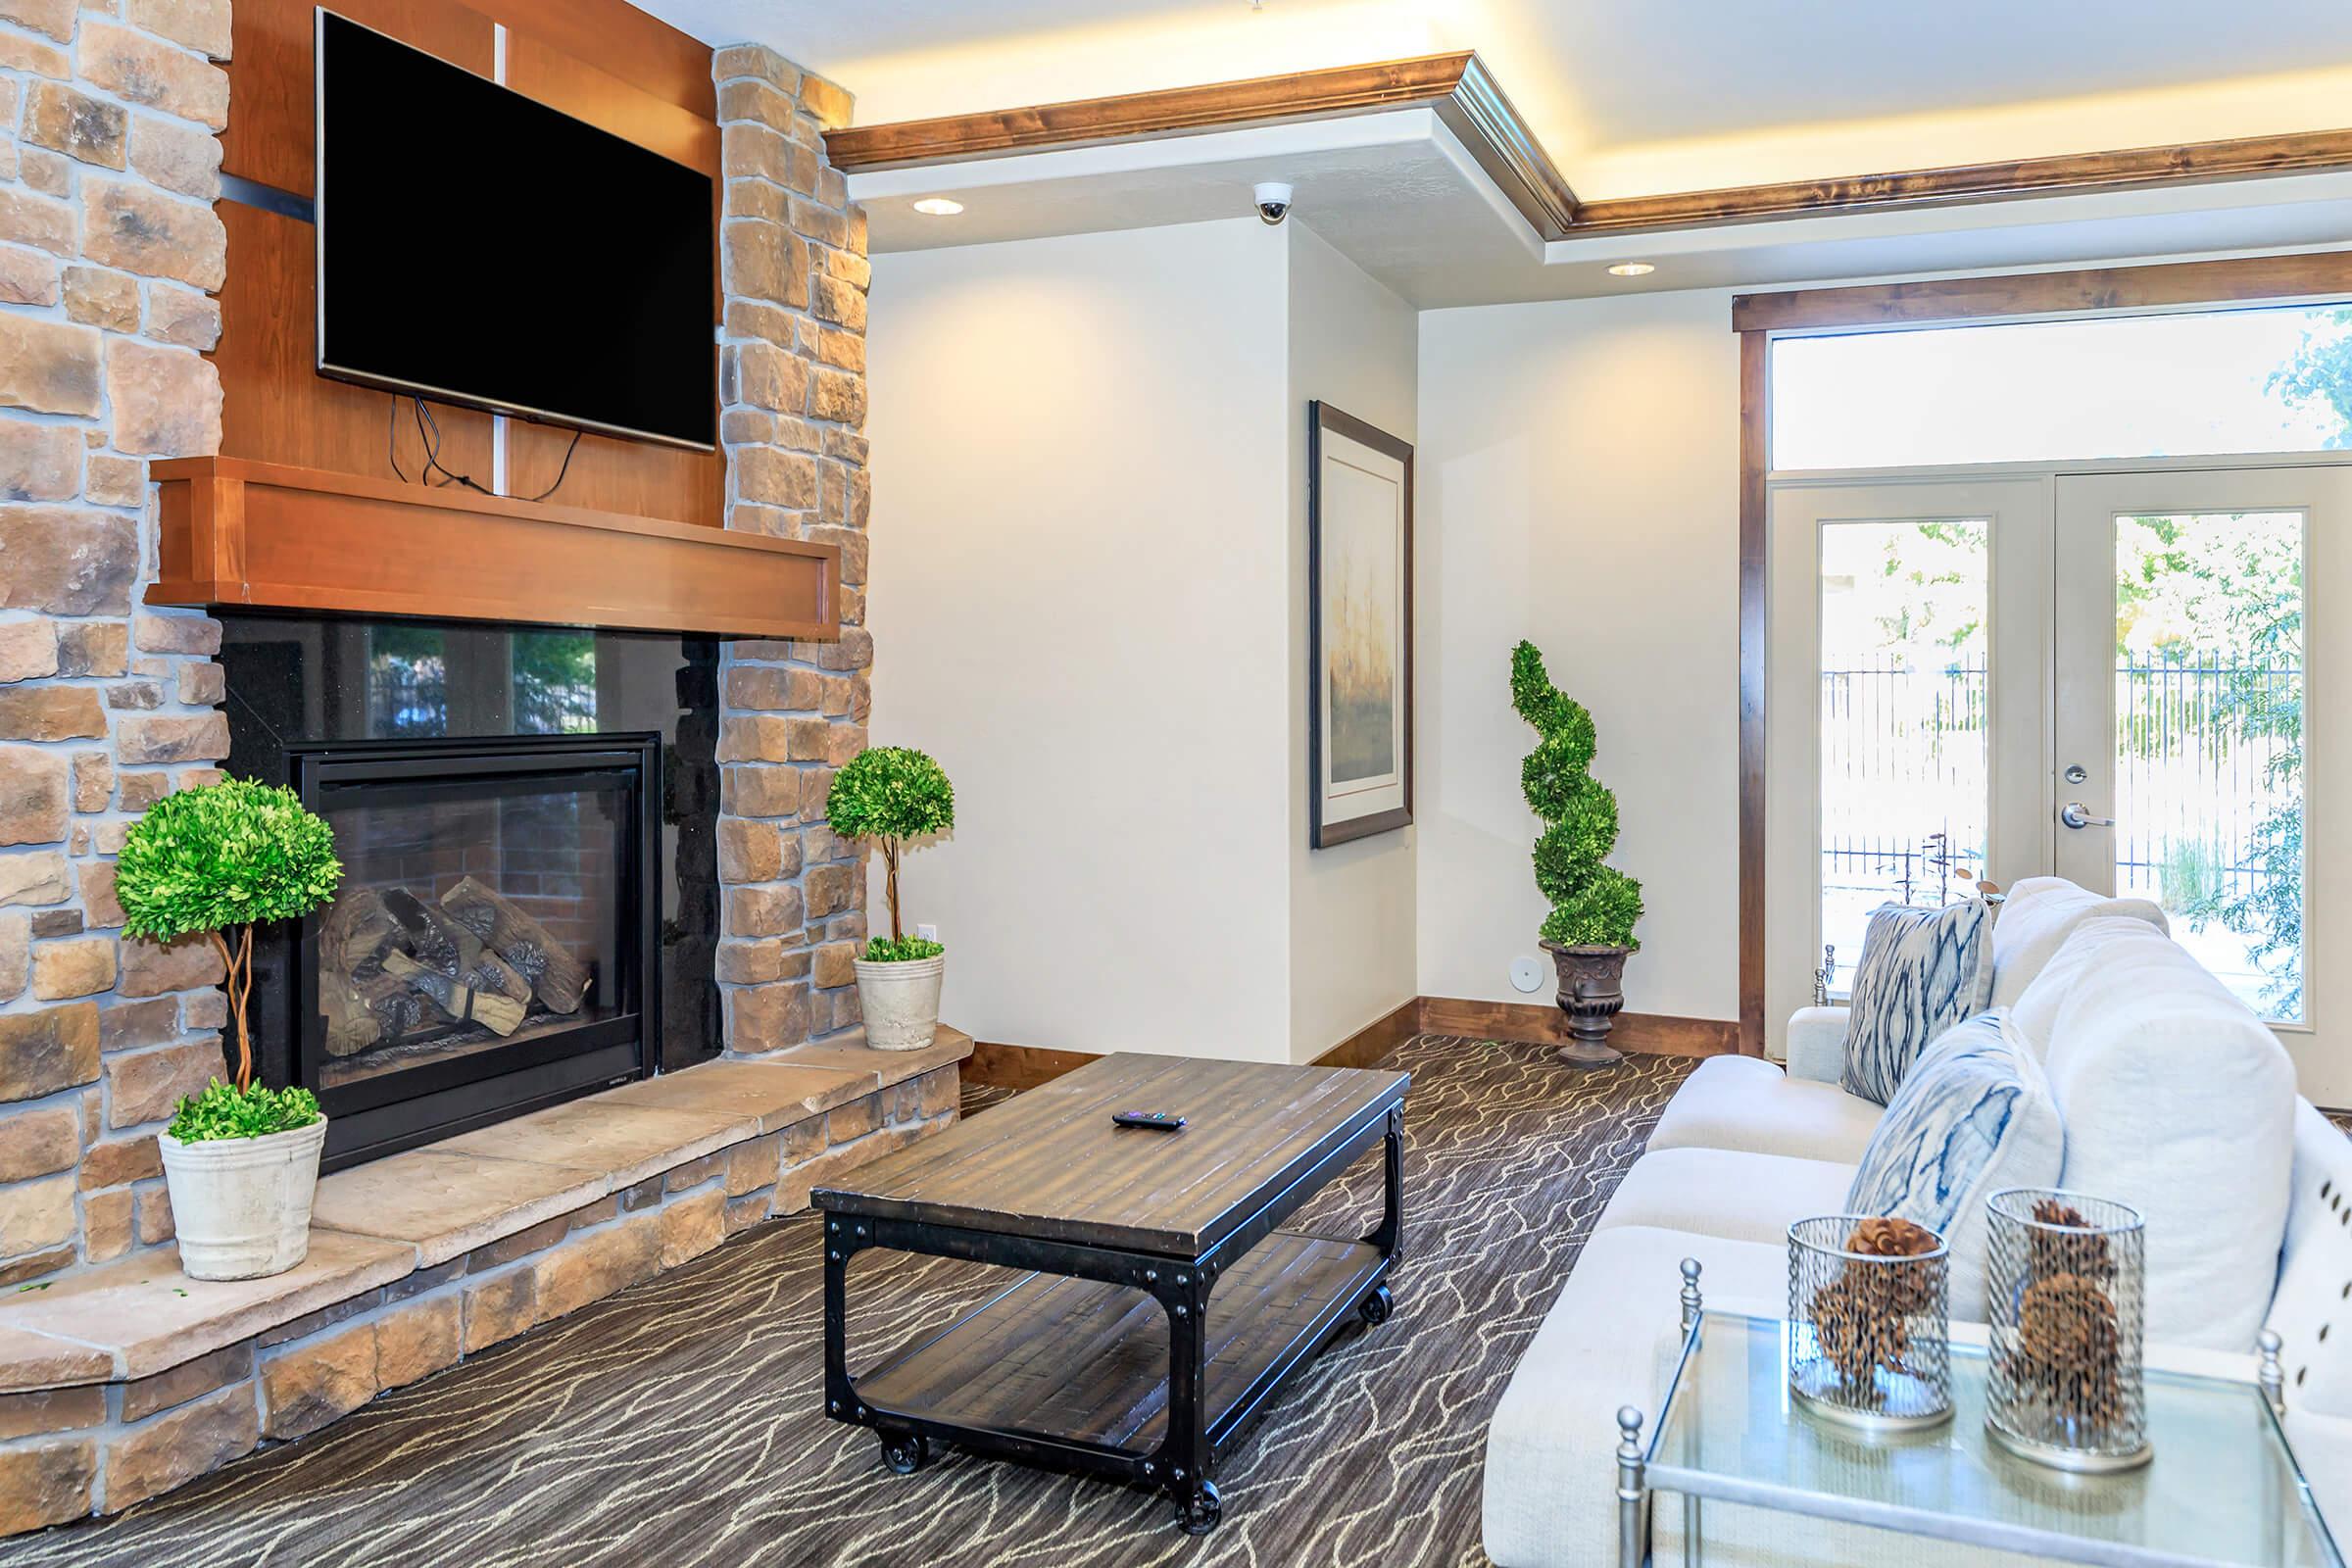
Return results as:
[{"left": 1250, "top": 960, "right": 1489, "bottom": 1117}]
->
[
  {"left": 710, "top": 45, "right": 873, "bottom": 1054},
  {"left": 0, "top": 0, "right": 235, "bottom": 1286}
]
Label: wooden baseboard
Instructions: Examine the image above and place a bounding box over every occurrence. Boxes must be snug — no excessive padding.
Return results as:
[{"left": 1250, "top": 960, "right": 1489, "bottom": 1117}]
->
[
  {"left": 1416, "top": 997, "right": 1738, "bottom": 1057},
  {"left": 964, "top": 1040, "right": 1102, "bottom": 1092},
  {"left": 962, "top": 995, "right": 1737, "bottom": 1090},
  {"left": 1312, "top": 998, "right": 1422, "bottom": 1070}
]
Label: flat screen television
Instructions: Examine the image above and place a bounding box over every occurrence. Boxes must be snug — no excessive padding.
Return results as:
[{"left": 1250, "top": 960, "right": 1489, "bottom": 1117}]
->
[{"left": 315, "top": 9, "right": 716, "bottom": 451}]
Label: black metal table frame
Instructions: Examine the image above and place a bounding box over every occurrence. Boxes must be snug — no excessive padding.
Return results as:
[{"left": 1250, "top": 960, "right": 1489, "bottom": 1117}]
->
[{"left": 820, "top": 1102, "right": 1404, "bottom": 1535}]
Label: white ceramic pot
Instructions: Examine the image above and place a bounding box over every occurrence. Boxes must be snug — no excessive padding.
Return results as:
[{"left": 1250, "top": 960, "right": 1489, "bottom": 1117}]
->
[
  {"left": 855, "top": 953, "right": 945, "bottom": 1051},
  {"left": 158, "top": 1117, "right": 329, "bottom": 1281}
]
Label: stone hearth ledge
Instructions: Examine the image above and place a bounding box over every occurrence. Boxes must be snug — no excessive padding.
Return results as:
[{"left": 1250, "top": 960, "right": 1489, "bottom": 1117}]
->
[{"left": 0, "top": 1028, "right": 971, "bottom": 1395}]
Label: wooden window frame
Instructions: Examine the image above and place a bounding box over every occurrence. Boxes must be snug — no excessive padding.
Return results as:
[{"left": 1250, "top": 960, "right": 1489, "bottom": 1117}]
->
[{"left": 1733, "top": 249, "right": 2352, "bottom": 1054}]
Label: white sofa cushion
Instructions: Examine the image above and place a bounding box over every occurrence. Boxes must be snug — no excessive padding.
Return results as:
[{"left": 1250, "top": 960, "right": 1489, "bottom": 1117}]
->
[
  {"left": 1988, "top": 874, "right": 2168, "bottom": 1007},
  {"left": 1482, "top": 1225, "right": 1787, "bottom": 1568},
  {"left": 1645, "top": 1054, "right": 1884, "bottom": 1165},
  {"left": 1595, "top": 1146, "right": 1856, "bottom": 1246},
  {"left": 1784, "top": 1004, "right": 1849, "bottom": 1084},
  {"left": 2012, "top": 915, "right": 2296, "bottom": 1350},
  {"left": 1841, "top": 900, "right": 1995, "bottom": 1103},
  {"left": 1845, "top": 1009, "right": 2064, "bottom": 1317},
  {"left": 2267, "top": 1099, "right": 2352, "bottom": 1417}
]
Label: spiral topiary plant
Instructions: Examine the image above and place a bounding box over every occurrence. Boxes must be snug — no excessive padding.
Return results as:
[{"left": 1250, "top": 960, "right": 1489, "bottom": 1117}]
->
[{"left": 1511, "top": 640, "right": 1643, "bottom": 949}]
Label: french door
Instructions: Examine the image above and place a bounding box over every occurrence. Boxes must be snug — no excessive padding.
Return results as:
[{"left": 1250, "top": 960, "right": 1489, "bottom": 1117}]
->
[{"left": 1768, "top": 463, "right": 2347, "bottom": 1104}]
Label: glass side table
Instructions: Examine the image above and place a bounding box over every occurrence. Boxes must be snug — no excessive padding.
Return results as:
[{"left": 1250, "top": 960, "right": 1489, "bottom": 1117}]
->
[{"left": 1617, "top": 1303, "right": 2343, "bottom": 1568}]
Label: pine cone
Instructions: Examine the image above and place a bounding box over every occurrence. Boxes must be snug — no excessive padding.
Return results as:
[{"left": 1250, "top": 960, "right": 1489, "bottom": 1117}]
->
[
  {"left": 2018, "top": 1272, "right": 2125, "bottom": 1430},
  {"left": 2029, "top": 1199, "right": 2114, "bottom": 1280},
  {"left": 1844, "top": 1217, "right": 1940, "bottom": 1315},
  {"left": 1847, "top": 1216, "right": 1938, "bottom": 1258},
  {"left": 2020, "top": 1274, "right": 2117, "bottom": 1370},
  {"left": 1812, "top": 1274, "right": 1915, "bottom": 1384}
]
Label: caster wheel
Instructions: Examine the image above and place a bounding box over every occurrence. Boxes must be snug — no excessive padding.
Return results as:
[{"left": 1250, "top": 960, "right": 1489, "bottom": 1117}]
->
[
  {"left": 880, "top": 1432, "right": 930, "bottom": 1475},
  {"left": 1359, "top": 1284, "right": 1394, "bottom": 1326},
  {"left": 1177, "top": 1480, "right": 1223, "bottom": 1536}
]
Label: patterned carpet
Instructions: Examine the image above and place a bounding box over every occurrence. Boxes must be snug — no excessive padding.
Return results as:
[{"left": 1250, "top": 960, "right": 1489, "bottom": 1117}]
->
[{"left": 3, "top": 1036, "right": 1691, "bottom": 1568}]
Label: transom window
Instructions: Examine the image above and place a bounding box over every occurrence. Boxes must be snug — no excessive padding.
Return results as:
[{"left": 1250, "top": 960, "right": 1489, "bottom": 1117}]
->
[{"left": 1773, "top": 304, "right": 2352, "bottom": 470}]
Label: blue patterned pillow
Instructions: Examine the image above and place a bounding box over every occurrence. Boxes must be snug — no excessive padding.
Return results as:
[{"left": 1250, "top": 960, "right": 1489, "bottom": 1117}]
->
[
  {"left": 1846, "top": 1008, "right": 2063, "bottom": 1319},
  {"left": 1840, "top": 900, "right": 1995, "bottom": 1103}
]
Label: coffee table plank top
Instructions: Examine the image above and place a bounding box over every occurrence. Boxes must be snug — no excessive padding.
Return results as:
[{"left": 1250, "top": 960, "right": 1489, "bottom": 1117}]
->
[{"left": 812, "top": 1053, "right": 1408, "bottom": 1257}]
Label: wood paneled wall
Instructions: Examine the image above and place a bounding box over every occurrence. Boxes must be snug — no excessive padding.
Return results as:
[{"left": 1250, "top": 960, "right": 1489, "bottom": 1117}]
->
[{"left": 214, "top": 0, "right": 726, "bottom": 525}]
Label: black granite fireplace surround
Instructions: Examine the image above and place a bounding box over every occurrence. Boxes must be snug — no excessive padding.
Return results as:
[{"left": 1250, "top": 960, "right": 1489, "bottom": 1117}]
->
[{"left": 218, "top": 614, "right": 722, "bottom": 1168}]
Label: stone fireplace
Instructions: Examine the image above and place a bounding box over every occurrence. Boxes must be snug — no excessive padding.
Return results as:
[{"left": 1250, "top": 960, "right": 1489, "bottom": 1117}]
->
[{"left": 0, "top": 12, "right": 927, "bottom": 1535}]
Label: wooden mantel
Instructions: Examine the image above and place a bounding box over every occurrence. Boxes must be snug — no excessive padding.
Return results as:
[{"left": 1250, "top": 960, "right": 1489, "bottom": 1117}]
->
[{"left": 148, "top": 459, "right": 839, "bottom": 641}]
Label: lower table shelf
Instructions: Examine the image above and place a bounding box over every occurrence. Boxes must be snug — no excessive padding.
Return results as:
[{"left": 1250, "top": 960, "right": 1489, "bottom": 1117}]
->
[{"left": 854, "top": 1230, "right": 1386, "bottom": 1457}]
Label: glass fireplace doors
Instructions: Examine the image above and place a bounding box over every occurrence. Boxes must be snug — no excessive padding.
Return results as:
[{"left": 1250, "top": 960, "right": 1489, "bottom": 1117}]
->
[{"left": 287, "top": 733, "right": 661, "bottom": 1168}]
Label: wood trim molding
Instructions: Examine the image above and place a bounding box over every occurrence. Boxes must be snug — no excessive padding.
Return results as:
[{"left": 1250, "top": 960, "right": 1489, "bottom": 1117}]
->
[
  {"left": 1414, "top": 999, "right": 1737, "bottom": 1058},
  {"left": 964, "top": 1040, "right": 1104, "bottom": 1093},
  {"left": 826, "top": 55, "right": 2352, "bottom": 244},
  {"left": 826, "top": 52, "right": 1479, "bottom": 167},
  {"left": 1734, "top": 250, "right": 2352, "bottom": 335},
  {"left": 1731, "top": 248, "right": 2352, "bottom": 1064},
  {"left": 1316, "top": 999, "right": 1422, "bottom": 1071},
  {"left": 1432, "top": 56, "right": 1576, "bottom": 239},
  {"left": 1578, "top": 127, "right": 2352, "bottom": 235},
  {"left": 1736, "top": 329, "right": 1770, "bottom": 1056},
  {"left": 824, "top": 52, "right": 1583, "bottom": 241},
  {"left": 959, "top": 997, "right": 1737, "bottom": 1092},
  {"left": 146, "top": 458, "right": 838, "bottom": 640}
]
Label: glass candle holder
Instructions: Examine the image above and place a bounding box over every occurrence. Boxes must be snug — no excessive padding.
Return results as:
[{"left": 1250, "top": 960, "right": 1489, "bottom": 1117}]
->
[
  {"left": 1984, "top": 1188, "right": 2150, "bottom": 1471},
  {"left": 1787, "top": 1213, "right": 1952, "bottom": 1430}
]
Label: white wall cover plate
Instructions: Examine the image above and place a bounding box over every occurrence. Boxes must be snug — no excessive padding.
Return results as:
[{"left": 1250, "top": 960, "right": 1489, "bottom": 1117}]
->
[{"left": 1509, "top": 955, "right": 1545, "bottom": 994}]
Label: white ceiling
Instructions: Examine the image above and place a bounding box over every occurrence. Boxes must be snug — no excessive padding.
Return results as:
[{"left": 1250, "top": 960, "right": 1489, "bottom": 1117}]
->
[
  {"left": 636, "top": 0, "right": 2352, "bottom": 308},
  {"left": 851, "top": 111, "right": 2352, "bottom": 309},
  {"left": 639, "top": 0, "right": 2352, "bottom": 196}
]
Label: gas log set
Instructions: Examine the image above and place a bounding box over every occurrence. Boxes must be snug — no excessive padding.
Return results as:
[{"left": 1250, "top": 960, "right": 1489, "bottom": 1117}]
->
[{"left": 322, "top": 876, "right": 595, "bottom": 1058}]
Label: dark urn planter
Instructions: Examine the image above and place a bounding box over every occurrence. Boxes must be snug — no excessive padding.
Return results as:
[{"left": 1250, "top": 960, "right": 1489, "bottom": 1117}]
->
[{"left": 1542, "top": 941, "right": 1638, "bottom": 1069}]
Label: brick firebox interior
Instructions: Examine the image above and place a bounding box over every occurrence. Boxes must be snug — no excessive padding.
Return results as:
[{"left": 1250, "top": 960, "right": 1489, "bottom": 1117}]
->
[{"left": 0, "top": 0, "right": 919, "bottom": 1534}]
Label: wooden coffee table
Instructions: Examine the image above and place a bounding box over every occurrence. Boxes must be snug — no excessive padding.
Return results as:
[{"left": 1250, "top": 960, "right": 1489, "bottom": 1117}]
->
[{"left": 813, "top": 1052, "right": 1408, "bottom": 1535}]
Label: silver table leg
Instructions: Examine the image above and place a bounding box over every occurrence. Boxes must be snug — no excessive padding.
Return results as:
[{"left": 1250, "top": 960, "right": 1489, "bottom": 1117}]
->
[
  {"left": 1617, "top": 1405, "right": 1647, "bottom": 1568},
  {"left": 1684, "top": 1494, "right": 1701, "bottom": 1568}
]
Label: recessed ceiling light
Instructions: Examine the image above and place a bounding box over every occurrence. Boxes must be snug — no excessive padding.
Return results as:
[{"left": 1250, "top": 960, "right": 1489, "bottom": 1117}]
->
[
  {"left": 1607, "top": 262, "right": 1655, "bottom": 277},
  {"left": 912, "top": 198, "right": 963, "bottom": 217}
]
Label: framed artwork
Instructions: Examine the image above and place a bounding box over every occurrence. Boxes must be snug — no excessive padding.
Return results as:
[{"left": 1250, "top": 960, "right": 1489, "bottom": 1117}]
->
[{"left": 1307, "top": 402, "right": 1413, "bottom": 848}]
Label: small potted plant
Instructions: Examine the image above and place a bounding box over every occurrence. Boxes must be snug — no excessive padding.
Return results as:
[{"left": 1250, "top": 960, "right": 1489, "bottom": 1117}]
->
[
  {"left": 117, "top": 778, "right": 343, "bottom": 1280},
  {"left": 826, "top": 746, "right": 955, "bottom": 1051},
  {"left": 1512, "top": 641, "right": 1643, "bottom": 1069}
]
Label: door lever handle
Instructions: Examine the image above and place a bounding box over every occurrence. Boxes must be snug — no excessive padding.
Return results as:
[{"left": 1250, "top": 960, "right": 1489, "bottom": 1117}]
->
[{"left": 2060, "top": 802, "right": 2115, "bottom": 830}]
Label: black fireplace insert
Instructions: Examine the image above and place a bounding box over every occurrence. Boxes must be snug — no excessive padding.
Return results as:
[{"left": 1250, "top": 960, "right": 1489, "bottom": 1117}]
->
[{"left": 284, "top": 733, "right": 661, "bottom": 1169}]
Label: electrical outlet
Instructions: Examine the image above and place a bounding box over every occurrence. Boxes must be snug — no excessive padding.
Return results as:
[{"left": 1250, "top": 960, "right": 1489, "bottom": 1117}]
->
[{"left": 915, "top": 923, "right": 940, "bottom": 944}]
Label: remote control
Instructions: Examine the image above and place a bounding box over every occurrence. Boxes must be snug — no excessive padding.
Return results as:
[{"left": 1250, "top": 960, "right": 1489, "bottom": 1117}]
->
[{"left": 1111, "top": 1109, "right": 1186, "bottom": 1131}]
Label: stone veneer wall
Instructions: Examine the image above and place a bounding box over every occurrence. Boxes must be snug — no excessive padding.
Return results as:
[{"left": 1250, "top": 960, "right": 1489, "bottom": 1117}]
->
[
  {"left": 0, "top": 0, "right": 236, "bottom": 1288},
  {"left": 708, "top": 45, "right": 876, "bottom": 1055},
  {"left": 0, "top": 25, "right": 881, "bottom": 1283},
  {"left": 0, "top": 1061, "right": 960, "bottom": 1533}
]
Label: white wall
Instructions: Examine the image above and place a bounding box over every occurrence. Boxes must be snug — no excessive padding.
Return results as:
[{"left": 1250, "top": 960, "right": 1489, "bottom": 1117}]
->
[
  {"left": 867, "top": 217, "right": 1424, "bottom": 1063},
  {"left": 1415, "top": 290, "right": 1742, "bottom": 1022},
  {"left": 865, "top": 220, "right": 1298, "bottom": 1060},
  {"left": 870, "top": 225, "right": 1742, "bottom": 1054},
  {"left": 1285, "top": 222, "right": 1420, "bottom": 1056}
]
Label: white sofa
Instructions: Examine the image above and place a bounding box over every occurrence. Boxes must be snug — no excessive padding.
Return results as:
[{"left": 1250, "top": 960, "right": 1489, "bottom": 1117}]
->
[{"left": 1482, "top": 878, "right": 2352, "bottom": 1568}]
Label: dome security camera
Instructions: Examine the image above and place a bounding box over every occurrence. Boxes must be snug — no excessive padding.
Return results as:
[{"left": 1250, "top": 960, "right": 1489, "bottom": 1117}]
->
[{"left": 1253, "top": 181, "right": 1294, "bottom": 225}]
